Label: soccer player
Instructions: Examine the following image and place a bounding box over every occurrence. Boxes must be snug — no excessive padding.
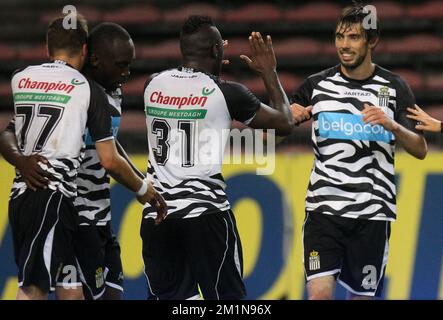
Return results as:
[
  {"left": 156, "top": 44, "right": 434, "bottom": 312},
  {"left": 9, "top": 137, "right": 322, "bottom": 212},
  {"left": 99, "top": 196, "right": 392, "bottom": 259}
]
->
[
  {"left": 0, "top": 15, "right": 164, "bottom": 300},
  {"left": 407, "top": 105, "right": 443, "bottom": 133},
  {"left": 73, "top": 22, "right": 153, "bottom": 300},
  {"left": 290, "top": 3, "right": 427, "bottom": 299},
  {"left": 141, "top": 15, "right": 293, "bottom": 300}
]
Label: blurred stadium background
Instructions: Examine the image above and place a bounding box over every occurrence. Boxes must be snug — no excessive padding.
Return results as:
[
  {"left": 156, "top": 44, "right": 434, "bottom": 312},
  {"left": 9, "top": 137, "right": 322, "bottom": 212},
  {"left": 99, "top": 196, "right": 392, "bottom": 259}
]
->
[{"left": 0, "top": 0, "right": 442, "bottom": 299}]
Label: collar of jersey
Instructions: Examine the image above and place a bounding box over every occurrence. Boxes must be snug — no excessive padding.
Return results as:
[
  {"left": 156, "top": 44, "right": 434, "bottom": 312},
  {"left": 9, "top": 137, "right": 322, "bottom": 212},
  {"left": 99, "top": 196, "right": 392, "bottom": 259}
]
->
[
  {"left": 338, "top": 64, "right": 380, "bottom": 83},
  {"left": 51, "top": 59, "right": 75, "bottom": 69}
]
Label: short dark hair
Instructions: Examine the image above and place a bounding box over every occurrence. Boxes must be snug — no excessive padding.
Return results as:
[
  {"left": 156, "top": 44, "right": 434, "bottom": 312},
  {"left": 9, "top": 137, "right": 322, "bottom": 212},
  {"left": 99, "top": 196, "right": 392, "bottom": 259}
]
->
[
  {"left": 46, "top": 14, "right": 88, "bottom": 57},
  {"left": 180, "top": 15, "right": 217, "bottom": 58},
  {"left": 337, "top": 1, "right": 380, "bottom": 42},
  {"left": 88, "top": 22, "right": 131, "bottom": 56},
  {"left": 181, "top": 15, "right": 214, "bottom": 36}
]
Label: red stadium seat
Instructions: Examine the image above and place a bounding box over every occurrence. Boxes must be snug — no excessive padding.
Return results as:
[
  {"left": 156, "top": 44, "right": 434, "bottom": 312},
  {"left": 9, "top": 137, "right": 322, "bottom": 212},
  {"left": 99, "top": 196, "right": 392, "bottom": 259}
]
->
[
  {"left": 385, "top": 35, "right": 443, "bottom": 54},
  {"left": 122, "top": 76, "right": 148, "bottom": 96},
  {"left": 394, "top": 70, "right": 425, "bottom": 91},
  {"left": 0, "top": 43, "right": 15, "bottom": 60},
  {"left": 137, "top": 40, "right": 181, "bottom": 60},
  {"left": 371, "top": 1, "right": 404, "bottom": 20},
  {"left": 284, "top": 2, "right": 340, "bottom": 22},
  {"left": 163, "top": 3, "right": 223, "bottom": 23},
  {"left": 407, "top": 1, "right": 443, "bottom": 19},
  {"left": 40, "top": 5, "right": 102, "bottom": 24},
  {"left": 16, "top": 45, "right": 47, "bottom": 61},
  {"left": 426, "top": 74, "right": 443, "bottom": 91},
  {"left": 273, "top": 38, "right": 322, "bottom": 57},
  {"left": 279, "top": 72, "right": 303, "bottom": 93},
  {"left": 0, "top": 82, "right": 11, "bottom": 97},
  {"left": 240, "top": 72, "right": 302, "bottom": 96},
  {"left": 423, "top": 106, "right": 443, "bottom": 127},
  {"left": 102, "top": 5, "right": 161, "bottom": 24},
  {"left": 323, "top": 43, "right": 338, "bottom": 56},
  {"left": 120, "top": 111, "right": 147, "bottom": 131},
  {"left": 224, "top": 3, "right": 281, "bottom": 23}
]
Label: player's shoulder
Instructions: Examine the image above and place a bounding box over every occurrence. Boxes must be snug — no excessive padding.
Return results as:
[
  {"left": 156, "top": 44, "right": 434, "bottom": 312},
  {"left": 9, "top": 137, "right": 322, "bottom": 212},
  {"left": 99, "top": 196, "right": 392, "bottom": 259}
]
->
[
  {"left": 217, "top": 79, "right": 250, "bottom": 93},
  {"left": 83, "top": 76, "right": 108, "bottom": 100},
  {"left": 308, "top": 65, "right": 340, "bottom": 82},
  {"left": 374, "top": 65, "right": 410, "bottom": 89},
  {"left": 143, "top": 68, "right": 178, "bottom": 91}
]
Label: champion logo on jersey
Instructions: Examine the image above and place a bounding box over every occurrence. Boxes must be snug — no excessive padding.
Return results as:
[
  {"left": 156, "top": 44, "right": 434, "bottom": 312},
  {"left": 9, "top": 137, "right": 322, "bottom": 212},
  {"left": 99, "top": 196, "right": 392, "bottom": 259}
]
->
[
  {"left": 318, "top": 112, "right": 393, "bottom": 143},
  {"left": 309, "top": 250, "right": 321, "bottom": 271},
  {"left": 18, "top": 77, "right": 76, "bottom": 94},
  {"left": 71, "top": 78, "right": 85, "bottom": 86},
  {"left": 149, "top": 91, "right": 209, "bottom": 109},
  {"left": 202, "top": 87, "right": 215, "bottom": 96}
]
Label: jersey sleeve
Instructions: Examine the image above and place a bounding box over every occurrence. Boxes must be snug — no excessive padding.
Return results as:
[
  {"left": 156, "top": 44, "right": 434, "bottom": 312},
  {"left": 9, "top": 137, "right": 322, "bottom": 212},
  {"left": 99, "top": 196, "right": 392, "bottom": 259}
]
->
[
  {"left": 86, "top": 80, "right": 114, "bottom": 142},
  {"left": 393, "top": 76, "right": 421, "bottom": 134},
  {"left": 218, "top": 81, "right": 261, "bottom": 125},
  {"left": 290, "top": 78, "right": 313, "bottom": 106}
]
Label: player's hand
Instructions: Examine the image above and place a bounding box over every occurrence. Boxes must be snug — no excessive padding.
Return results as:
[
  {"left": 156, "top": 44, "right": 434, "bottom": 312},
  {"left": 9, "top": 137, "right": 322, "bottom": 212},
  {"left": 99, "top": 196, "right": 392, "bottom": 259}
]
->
[
  {"left": 291, "top": 104, "right": 313, "bottom": 125},
  {"left": 136, "top": 182, "right": 168, "bottom": 224},
  {"left": 136, "top": 180, "right": 156, "bottom": 205},
  {"left": 150, "top": 192, "right": 168, "bottom": 225},
  {"left": 407, "top": 104, "right": 442, "bottom": 132},
  {"left": 240, "top": 32, "right": 276, "bottom": 76},
  {"left": 362, "top": 103, "right": 398, "bottom": 131},
  {"left": 15, "top": 154, "right": 51, "bottom": 191}
]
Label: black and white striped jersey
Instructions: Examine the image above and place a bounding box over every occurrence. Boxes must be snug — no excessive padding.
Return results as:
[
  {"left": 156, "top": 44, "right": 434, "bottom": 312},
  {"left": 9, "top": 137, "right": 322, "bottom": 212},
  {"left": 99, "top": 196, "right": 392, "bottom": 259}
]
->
[
  {"left": 8, "top": 60, "right": 113, "bottom": 199},
  {"left": 291, "top": 64, "right": 420, "bottom": 221},
  {"left": 143, "top": 67, "right": 261, "bottom": 219},
  {"left": 74, "top": 88, "right": 122, "bottom": 226}
]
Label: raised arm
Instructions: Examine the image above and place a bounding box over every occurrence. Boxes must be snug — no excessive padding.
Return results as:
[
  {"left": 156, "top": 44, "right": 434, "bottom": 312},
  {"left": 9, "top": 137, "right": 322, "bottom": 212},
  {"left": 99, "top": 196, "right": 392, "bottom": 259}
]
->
[{"left": 240, "top": 32, "right": 293, "bottom": 136}]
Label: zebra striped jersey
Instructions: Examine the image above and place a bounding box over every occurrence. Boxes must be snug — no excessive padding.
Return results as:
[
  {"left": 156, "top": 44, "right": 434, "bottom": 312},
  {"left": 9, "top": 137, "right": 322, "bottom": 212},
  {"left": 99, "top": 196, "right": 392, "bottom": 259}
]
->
[
  {"left": 74, "top": 88, "right": 122, "bottom": 226},
  {"left": 8, "top": 60, "right": 113, "bottom": 199},
  {"left": 291, "top": 64, "right": 420, "bottom": 221},
  {"left": 143, "top": 67, "right": 261, "bottom": 219}
]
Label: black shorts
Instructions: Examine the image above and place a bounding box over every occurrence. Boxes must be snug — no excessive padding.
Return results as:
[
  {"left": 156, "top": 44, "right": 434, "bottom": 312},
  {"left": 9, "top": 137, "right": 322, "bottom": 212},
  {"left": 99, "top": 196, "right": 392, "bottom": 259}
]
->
[
  {"left": 8, "top": 189, "right": 80, "bottom": 293},
  {"left": 303, "top": 211, "right": 391, "bottom": 297},
  {"left": 140, "top": 210, "right": 246, "bottom": 300},
  {"left": 74, "top": 223, "right": 124, "bottom": 300}
]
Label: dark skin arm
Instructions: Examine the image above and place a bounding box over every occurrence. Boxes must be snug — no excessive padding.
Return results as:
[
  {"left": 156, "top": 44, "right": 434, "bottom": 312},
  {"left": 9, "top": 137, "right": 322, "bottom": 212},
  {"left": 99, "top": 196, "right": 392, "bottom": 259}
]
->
[
  {"left": 240, "top": 32, "right": 294, "bottom": 136},
  {"left": 115, "top": 139, "right": 167, "bottom": 225},
  {"left": 0, "top": 128, "right": 50, "bottom": 191}
]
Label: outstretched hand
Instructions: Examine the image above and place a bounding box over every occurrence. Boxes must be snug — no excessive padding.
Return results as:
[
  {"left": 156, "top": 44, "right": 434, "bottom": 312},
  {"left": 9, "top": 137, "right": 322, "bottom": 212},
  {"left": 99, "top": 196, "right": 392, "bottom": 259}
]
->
[
  {"left": 240, "top": 32, "right": 276, "bottom": 75},
  {"left": 16, "top": 154, "right": 51, "bottom": 191},
  {"left": 407, "top": 104, "right": 442, "bottom": 133}
]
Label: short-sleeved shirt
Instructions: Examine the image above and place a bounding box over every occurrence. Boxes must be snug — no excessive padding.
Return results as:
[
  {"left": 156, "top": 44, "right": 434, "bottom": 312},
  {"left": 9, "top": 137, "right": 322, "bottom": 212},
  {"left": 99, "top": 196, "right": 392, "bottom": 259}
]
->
[
  {"left": 143, "top": 67, "right": 261, "bottom": 219},
  {"left": 8, "top": 60, "right": 113, "bottom": 199},
  {"left": 291, "top": 64, "right": 420, "bottom": 221},
  {"left": 74, "top": 88, "right": 122, "bottom": 226}
]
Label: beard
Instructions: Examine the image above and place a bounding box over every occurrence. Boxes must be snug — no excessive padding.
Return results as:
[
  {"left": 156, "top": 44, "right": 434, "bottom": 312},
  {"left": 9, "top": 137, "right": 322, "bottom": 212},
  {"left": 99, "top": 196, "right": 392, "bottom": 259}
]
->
[{"left": 339, "top": 50, "right": 367, "bottom": 70}]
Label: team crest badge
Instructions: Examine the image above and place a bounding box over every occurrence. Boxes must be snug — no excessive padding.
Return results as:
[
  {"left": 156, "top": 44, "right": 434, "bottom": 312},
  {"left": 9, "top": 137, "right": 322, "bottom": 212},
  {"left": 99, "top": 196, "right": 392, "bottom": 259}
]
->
[
  {"left": 309, "top": 250, "right": 321, "bottom": 271},
  {"left": 378, "top": 86, "right": 390, "bottom": 108},
  {"left": 95, "top": 267, "right": 104, "bottom": 288}
]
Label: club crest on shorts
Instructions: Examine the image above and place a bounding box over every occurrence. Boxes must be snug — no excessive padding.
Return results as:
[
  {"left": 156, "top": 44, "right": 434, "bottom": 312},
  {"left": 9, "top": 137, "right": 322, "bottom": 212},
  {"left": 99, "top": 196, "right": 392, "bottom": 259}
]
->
[
  {"left": 378, "top": 86, "right": 390, "bottom": 108},
  {"left": 95, "top": 267, "right": 104, "bottom": 288},
  {"left": 309, "top": 250, "right": 321, "bottom": 271}
]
